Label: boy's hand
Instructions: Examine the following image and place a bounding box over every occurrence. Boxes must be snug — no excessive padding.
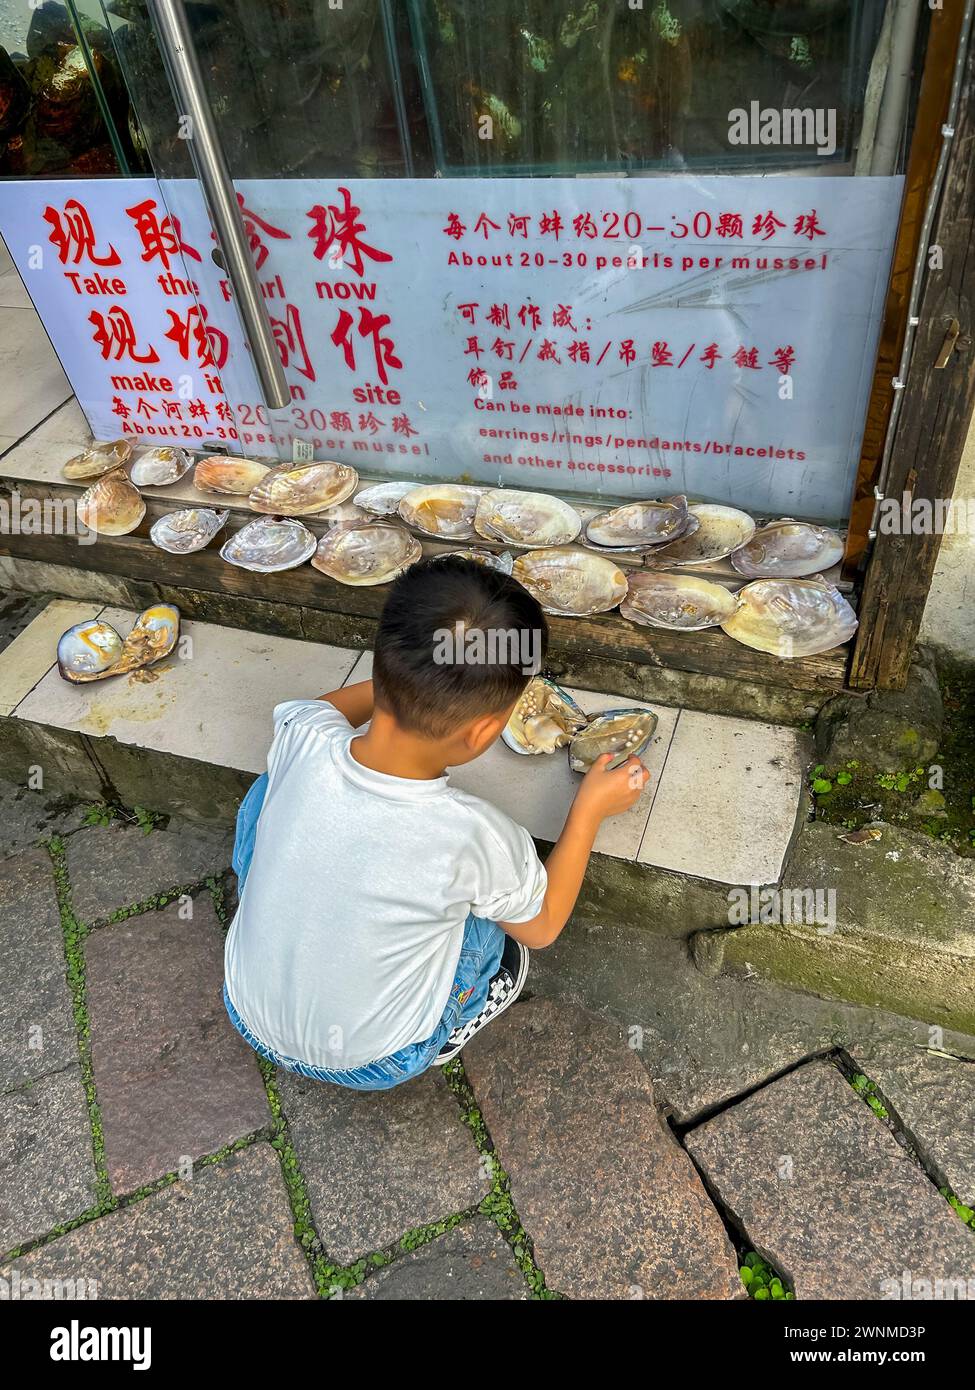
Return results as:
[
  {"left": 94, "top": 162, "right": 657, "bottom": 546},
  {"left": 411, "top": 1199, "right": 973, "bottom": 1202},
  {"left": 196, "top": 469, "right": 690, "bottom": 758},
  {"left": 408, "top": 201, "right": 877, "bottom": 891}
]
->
[{"left": 573, "top": 752, "right": 650, "bottom": 823}]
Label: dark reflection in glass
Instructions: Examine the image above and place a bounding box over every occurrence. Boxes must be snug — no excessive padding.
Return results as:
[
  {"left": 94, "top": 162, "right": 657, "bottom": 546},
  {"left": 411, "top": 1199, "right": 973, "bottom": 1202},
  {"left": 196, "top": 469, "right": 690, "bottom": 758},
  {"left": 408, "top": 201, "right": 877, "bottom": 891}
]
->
[
  {"left": 407, "top": 0, "right": 887, "bottom": 174},
  {"left": 0, "top": 0, "right": 147, "bottom": 177},
  {"left": 100, "top": 0, "right": 429, "bottom": 179},
  {"left": 0, "top": 0, "right": 908, "bottom": 182}
]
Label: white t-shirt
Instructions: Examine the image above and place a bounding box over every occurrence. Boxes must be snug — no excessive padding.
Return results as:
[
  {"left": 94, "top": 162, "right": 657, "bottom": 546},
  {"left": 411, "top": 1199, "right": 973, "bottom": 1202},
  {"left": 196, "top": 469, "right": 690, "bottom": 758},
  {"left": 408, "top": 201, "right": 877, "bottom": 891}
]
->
[{"left": 224, "top": 699, "right": 547, "bottom": 1070}]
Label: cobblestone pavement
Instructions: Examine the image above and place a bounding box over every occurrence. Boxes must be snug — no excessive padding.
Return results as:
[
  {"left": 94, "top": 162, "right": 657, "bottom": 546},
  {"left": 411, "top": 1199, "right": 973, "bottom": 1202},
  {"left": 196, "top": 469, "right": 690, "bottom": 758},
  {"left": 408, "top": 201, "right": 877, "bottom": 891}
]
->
[{"left": 1, "top": 780, "right": 974, "bottom": 1301}]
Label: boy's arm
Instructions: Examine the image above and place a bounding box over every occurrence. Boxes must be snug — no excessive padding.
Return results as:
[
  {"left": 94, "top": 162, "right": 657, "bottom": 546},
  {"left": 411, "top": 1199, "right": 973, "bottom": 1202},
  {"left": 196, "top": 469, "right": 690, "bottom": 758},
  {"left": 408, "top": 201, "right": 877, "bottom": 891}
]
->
[
  {"left": 317, "top": 680, "right": 374, "bottom": 728},
  {"left": 499, "top": 753, "right": 650, "bottom": 949}
]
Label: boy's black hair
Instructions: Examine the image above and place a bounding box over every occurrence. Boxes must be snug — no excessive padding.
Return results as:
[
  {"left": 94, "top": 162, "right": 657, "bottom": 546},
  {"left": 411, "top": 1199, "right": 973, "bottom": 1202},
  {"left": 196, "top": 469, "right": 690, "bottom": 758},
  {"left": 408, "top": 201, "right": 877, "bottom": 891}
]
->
[{"left": 372, "top": 556, "right": 549, "bottom": 737}]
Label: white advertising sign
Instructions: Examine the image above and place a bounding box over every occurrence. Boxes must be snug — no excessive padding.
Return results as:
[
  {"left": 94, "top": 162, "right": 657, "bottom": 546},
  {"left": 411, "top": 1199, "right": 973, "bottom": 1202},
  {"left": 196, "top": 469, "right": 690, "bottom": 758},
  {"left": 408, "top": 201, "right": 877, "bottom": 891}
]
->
[{"left": 0, "top": 174, "right": 902, "bottom": 520}]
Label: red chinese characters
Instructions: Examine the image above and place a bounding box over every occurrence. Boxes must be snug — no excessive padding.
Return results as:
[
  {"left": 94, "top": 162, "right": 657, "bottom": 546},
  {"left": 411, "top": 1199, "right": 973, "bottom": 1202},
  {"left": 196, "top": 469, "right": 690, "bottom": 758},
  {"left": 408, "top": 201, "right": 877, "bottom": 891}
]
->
[
  {"left": 330, "top": 306, "right": 402, "bottom": 386},
  {"left": 164, "top": 303, "right": 229, "bottom": 370},
  {"left": 44, "top": 199, "right": 120, "bottom": 266},
  {"left": 308, "top": 187, "right": 392, "bottom": 277},
  {"left": 125, "top": 198, "right": 201, "bottom": 269},
  {"left": 89, "top": 306, "right": 158, "bottom": 364}
]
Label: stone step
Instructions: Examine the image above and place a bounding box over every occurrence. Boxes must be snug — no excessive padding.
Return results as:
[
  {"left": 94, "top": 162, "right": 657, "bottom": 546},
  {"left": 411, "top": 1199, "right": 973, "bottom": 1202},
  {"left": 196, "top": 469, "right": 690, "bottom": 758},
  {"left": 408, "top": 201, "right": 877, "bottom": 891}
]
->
[
  {"left": 685, "top": 1059, "right": 975, "bottom": 1300},
  {"left": 462, "top": 997, "right": 744, "bottom": 1299},
  {"left": 0, "top": 600, "right": 809, "bottom": 893}
]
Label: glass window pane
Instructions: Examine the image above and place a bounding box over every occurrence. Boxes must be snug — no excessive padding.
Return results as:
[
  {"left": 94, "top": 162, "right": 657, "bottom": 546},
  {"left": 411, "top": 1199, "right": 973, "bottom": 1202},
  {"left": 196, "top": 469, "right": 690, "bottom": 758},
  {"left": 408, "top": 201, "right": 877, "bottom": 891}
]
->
[
  {"left": 0, "top": 0, "right": 146, "bottom": 177},
  {"left": 99, "top": 0, "right": 430, "bottom": 179},
  {"left": 406, "top": 0, "right": 893, "bottom": 175}
]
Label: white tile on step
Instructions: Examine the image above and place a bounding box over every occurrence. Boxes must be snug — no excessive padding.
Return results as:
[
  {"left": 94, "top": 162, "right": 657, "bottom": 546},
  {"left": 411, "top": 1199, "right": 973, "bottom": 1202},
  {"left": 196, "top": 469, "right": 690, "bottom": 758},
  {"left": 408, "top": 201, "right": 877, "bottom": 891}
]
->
[
  {"left": 343, "top": 650, "right": 373, "bottom": 685},
  {"left": 448, "top": 689, "right": 678, "bottom": 859},
  {"left": 638, "top": 710, "right": 809, "bottom": 886},
  {"left": 13, "top": 612, "right": 362, "bottom": 774},
  {"left": 0, "top": 399, "right": 93, "bottom": 479},
  {"left": 1, "top": 600, "right": 104, "bottom": 715},
  {"left": 0, "top": 308, "right": 72, "bottom": 440}
]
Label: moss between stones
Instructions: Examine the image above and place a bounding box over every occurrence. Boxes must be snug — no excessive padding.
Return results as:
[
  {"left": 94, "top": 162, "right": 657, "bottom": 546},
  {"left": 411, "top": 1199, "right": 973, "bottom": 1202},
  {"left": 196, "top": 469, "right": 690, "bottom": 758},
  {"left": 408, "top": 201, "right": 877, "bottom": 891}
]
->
[{"left": 811, "top": 659, "right": 975, "bottom": 858}]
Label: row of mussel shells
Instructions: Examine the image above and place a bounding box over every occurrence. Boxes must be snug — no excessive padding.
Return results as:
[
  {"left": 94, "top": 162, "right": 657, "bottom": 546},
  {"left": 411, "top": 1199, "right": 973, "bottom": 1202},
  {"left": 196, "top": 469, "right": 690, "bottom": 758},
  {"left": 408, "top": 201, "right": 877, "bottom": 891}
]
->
[
  {"left": 65, "top": 443, "right": 855, "bottom": 655},
  {"left": 501, "top": 677, "right": 659, "bottom": 773}
]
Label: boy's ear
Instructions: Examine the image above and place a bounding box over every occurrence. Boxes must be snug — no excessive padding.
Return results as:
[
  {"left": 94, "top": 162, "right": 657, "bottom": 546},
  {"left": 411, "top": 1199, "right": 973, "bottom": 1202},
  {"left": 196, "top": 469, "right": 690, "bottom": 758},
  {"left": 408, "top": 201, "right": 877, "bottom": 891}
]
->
[{"left": 464, "top": 708, "right": 510, "bottom": 751}]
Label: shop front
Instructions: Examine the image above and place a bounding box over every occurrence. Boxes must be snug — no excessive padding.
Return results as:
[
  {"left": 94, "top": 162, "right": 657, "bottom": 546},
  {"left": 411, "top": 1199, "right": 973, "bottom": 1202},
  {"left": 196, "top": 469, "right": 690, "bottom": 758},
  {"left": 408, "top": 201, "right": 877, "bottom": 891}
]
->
[{"left": 0, "top": 1, "right": 972, "bottom": 720}]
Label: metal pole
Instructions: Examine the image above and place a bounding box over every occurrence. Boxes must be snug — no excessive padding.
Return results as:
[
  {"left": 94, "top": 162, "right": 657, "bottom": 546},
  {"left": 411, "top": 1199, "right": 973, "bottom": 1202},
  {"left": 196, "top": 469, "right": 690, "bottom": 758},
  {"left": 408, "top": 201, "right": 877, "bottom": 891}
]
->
[{"left": 147, "top": 0, "right": 291, "bottom": 411}]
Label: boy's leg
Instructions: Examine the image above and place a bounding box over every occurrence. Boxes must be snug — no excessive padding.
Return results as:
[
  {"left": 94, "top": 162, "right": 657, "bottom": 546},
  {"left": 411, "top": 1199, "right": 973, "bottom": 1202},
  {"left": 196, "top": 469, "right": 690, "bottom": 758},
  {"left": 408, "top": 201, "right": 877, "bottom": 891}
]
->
[{"left": 432, "top": 916, "right": 529, "bottom": 1064}]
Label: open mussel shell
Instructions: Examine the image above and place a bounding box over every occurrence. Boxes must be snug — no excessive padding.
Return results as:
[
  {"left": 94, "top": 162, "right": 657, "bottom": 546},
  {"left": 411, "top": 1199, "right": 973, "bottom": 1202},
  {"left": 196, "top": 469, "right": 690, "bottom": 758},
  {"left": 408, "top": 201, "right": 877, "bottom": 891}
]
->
[
  {"left": 311, "top": 521, "right": 421, "bottom": 586},
  {"left": 249, "top": 460, "right": 358, "bottom": 516},
  {"left": 585, "top": 495, "right": 689, "bottom": 550},
  {"left": 56, "top": 604, "right": 180, "bottom": 684},
  {"left": 721, "top": 576, "right": 858, "bottom": 658},
  {"left": 621, "top": 571, "right": 738, "bottom": 631},
  {"left": 77, "top": 468, "right": 146, "bottom": 536},
  {"left": 194, "top": 456, "right": 270, "bottom": 495},
  {"left": 434, "top": 547, "right": 514, "bottom": 574},
  {"left": 645, "top": 504, "right": 756, "bottom": 567},
  {"left": 63, "top": 438, "right": 132, "bottom": 481},
  {"left": 398, "top": 484, "right": 483, "bottom": 540},
  {"left": 501, "top": 677, "right": 588, "bottom": 756},
  {"left": 355, "top": 481, "right": 418, "bottom": 516},
  {"left": 568, "top": 708, "right": 658, "bottom": 774},
  {"left": 474, "top": 489, "right": 581, "bottom": 547},
  {"left": 128, "top": 446, "right": 191, "bottom": 487},
  {"left": 512, "top": 548, "right": 627, "bottom": 616},
  {"left": 730, "top": 520, "right": 845, "bottom": 579},
  {"left": 112, "top": 603, "right": 180, "bottom": 675},
  {"left": 220, "top": 516, "right": 317, "bottom": 572},
  {"left": 150, "top": 507, "right": 229, "bottom": 555},
  {"left": 57, "top": 620, "right": 124, "bottom": 681}
]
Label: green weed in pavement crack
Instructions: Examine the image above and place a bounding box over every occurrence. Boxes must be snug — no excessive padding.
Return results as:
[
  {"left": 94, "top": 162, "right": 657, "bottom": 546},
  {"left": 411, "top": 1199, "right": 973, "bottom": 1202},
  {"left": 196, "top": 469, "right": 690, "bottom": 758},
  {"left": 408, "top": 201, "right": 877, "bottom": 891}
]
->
[
  {"left": 47, "top": 834, "right": 113, "bottom": 1212},
  {"left": 440, "top": 1057, "right": 560, "bottom": 1299},
  {"left": 739, "top": 1251, "right": 795, "bottom": 1300}
]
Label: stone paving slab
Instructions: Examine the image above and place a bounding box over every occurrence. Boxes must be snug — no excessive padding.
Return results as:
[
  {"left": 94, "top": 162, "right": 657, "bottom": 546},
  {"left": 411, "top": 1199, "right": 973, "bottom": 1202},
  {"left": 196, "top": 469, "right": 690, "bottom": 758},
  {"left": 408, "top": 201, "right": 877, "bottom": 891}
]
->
[
  {"left": 65, "top": 821, "right": 234, "bottom": 925},
  {"left": 278, "top": 1068, "right": 488, "bottom": 1265},
  {"left": 0, "top": 1143, "right": 315, "bottom": 1298},
  {"left": 0, "top": 781, "right": 88, "bottom": 861},
  {"left": 847, "top": 1042, "right": 975, "bottom": 1208},
  {"left": 685, "top": 1060, "right": 975, "bottom": 1300},
  {"left": 84, "top": 897, "right": 269, "bottom": 1193},
  {"left": 0, "top": 845, "right": 77, "bottom": 1091},
  {"left": 463, "top": 997, "right": 742, "bottom": 1300},
  {"left": 527, "top": 919, "right": 975, "bottom": 1125},
  {"left": 346, "top": 1217, "right": 528, "bottom": 1300},
  {"left": 1, "top": 1067, "right": 97, "bottom": 1254}
]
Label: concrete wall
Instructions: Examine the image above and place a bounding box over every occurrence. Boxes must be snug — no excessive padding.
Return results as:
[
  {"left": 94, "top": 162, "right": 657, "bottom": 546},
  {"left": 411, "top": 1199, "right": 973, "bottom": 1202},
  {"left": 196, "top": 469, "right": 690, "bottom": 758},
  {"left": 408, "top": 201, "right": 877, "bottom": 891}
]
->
[{"left": 920, "top": 414, "right": 975, "bottom": 661}]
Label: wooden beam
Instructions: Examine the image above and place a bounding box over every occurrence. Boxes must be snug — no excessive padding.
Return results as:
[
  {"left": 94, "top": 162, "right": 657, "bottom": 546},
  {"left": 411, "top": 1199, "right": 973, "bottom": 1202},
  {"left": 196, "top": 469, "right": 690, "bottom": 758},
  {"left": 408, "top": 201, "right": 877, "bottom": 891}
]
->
[
  {"left": 850, "top": 25, "right": 975, "bottom": 690},
  {"left": 845, "top": 3, "right": 964, "bottom": 568}
]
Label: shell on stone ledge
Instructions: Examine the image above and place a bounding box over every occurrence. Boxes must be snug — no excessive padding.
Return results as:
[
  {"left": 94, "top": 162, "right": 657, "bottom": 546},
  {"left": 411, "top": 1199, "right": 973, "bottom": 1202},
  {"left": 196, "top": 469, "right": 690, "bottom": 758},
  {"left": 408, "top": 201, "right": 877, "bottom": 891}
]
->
[
  {"left": 249, "top": 460, "right": 359, "bottom": 517},
  {"left": 512, "top": 548, "right": 627, "bottom": 616},
  {"left": 398, "top": 484, "right": 483, "bottom": 540},
  {"left": 63, "top": 438, "right": 133, "bottom": 481},
  {"left": 220, "top": 515, "right": 317, "bottom": 572},
  {"left": 311, "top": 521, "right": 422, "bottom": 586},
  {"left": 474, "top": 489, "right": 581, "bottom": 547},
  {"left": 76, "top": 468, "right": 146, "bottom": 536},
  {"left": 720, "top": 575, "right": 858, "bottom": 657},
  {"left": 585, "top": 495, "right": 689, "bottom": 550}
]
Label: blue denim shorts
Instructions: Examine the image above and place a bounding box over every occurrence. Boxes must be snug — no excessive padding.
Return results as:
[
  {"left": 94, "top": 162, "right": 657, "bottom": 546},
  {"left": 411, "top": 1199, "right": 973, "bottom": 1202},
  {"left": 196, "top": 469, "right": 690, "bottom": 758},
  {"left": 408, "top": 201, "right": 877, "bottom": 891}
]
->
[{"left": 224, "top": 772, "right": 506, "bottom": 1091}]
